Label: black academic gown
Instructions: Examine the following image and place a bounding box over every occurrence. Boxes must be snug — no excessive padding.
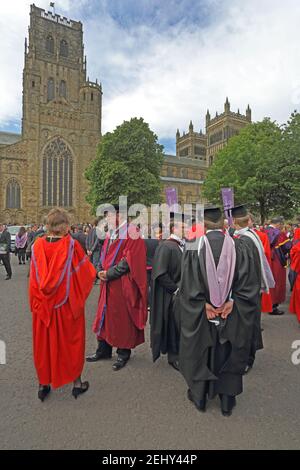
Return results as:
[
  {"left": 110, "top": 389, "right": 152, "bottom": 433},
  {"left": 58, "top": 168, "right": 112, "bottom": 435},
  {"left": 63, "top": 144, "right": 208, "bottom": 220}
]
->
[
  {"left": 150, "top": 239, "right": 183, "bottom": 362},
  {"left": 178, "top": 231, "right": 261, "bottom": 405}
]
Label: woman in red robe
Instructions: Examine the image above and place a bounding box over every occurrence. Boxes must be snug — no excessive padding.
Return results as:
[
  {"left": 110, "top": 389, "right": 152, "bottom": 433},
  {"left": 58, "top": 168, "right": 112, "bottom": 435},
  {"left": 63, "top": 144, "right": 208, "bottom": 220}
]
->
[
  {"left": 29, "top": 208, "right": 96, "bottom": 401},
  {"left": 289, "top": 230, "right": 300, "bottom": 323}
]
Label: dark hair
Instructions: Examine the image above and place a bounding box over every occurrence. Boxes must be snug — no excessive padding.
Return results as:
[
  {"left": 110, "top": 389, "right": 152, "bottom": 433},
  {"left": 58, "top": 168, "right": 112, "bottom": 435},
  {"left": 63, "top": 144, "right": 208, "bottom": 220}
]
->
[{"left": 18, "top": 226, "right": 26, "bottom": 237}]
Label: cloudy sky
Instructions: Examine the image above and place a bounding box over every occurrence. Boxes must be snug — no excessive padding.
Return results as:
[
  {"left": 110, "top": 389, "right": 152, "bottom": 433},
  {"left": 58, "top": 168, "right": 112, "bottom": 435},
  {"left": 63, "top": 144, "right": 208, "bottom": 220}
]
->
[{"left": 0, "top": 0, "right": 300, "bottom": 153}]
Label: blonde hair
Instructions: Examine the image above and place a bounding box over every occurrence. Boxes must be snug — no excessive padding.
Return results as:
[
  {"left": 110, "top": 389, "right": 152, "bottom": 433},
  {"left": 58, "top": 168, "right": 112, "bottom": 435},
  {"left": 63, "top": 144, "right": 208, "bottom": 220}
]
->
[{"left": 46, "top": 208, "right": 70, "bottom": 236}]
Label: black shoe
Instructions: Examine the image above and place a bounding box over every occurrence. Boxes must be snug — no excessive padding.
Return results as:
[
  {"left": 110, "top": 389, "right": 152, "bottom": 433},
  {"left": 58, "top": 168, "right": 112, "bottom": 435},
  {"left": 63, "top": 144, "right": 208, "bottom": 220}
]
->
[
  {"left": 112, "top": 357, "right": 129, "bottom": 371},
  {"left": 72, "top": 381, "right": 89, "bottom": 399},
  {"left": 269, "top": 308, "right": 285, "bottom": 316},
  {"left": 168, "top": 360, "right": 180, "bottom": 371},
  {"left": 220, "top": 394, "right": 236, "bottom": 417},
  {"left": 86, "top": 350, "right": 112, "bottom": 362},
  {"left": 38, "top": 385, "right": 51, "bottom": 402},
  {"left": 187, "top": 389, "right": 206, "bottom": 412},
  {"left": 5, "top": 275, "right": 11, "bottom": 280}
]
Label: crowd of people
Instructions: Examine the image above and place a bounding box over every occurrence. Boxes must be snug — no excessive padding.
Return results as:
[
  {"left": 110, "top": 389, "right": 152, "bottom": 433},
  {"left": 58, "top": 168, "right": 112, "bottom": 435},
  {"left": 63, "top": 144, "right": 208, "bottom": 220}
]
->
[{"left": 1, "top": 205, "right": 300, "bottom": 416}]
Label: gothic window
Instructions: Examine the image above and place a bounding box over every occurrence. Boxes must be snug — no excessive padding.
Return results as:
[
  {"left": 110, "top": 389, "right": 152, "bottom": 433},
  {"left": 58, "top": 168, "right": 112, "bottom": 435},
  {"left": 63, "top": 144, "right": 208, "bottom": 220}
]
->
[
  {"left": 209, "top": 155, "right": 214, "bottom": 166},
  {"left": 59, "top": 80, "right": 67, "bottom": 99},
  {"left": 91, "top": 92, "right": 94, "bottom": 101},
  {"left": 47, "top": 78, "right": 55, "bottom": 101},
  {"left": 42, "top": 138, "right": 73, "bottom": 207},
  {"left": 46, "top": 35, "right": 54, "bottom": 54},
  {"left": 194, "top": 146, "right": 206, "bottom": 156},
  {"left": 60, "top": 40, "right": 68, "bottom": 57},
  {"left": 6, "top": 180, "right": 21, "bottom": 209},
  {"left": 179, "top": 147, "right": 189, "bottom": 157},
  {"left": 167, "top": 167, "right": 173, "bottom": 177},
  {"left": 181, "top": 168, "right": 188, "bottom": 178}
]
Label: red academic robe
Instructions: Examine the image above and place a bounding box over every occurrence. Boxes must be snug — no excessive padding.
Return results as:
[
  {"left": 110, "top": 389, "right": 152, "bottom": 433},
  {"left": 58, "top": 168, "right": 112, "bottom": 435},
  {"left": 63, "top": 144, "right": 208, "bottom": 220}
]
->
[
  {"left": 289, "top": 242, "right": 300, "bottom": 323},
  {"left": 254, "top": 229, "right": 273, "bottom": 313},
  {"left": 93, "top": 224, "right": 148, "bottom": 349},
  {"left": 29, "top": 234, "right": 96, "bottom": 388},
  {"left": 267, "top": 231, "right": 290, "bottom": 305}
]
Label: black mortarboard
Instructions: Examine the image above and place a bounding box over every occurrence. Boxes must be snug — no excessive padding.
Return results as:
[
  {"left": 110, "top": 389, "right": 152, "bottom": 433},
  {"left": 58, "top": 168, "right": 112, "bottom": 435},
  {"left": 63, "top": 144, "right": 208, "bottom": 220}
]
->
[
  {"left": 204, "top": 205, "right": 222, "bottom": 222},
  {"left": 231, "top": 204, "right": 248, "bottom": 218},
  {"left": 102, "top": 203, "right": 120, "bottom": 213}
]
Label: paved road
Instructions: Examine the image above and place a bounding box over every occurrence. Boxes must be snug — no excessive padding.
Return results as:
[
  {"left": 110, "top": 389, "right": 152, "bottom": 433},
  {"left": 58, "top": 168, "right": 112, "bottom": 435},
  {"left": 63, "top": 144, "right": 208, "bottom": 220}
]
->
[{"left": 1, "top": 257, "right": 300, "bottom": 450}]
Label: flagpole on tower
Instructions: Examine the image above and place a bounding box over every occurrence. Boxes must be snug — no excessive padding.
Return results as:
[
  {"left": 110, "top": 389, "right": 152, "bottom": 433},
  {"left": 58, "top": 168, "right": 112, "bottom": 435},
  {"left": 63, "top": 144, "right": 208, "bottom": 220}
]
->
[{"left": 50, "top": 2, "right": 56, "bottom": 15}]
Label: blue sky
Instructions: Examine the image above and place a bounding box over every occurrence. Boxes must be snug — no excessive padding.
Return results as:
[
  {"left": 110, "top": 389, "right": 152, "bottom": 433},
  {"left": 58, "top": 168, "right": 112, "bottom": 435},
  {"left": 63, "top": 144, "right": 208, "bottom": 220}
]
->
[{"left": 1, "top": 0, "right": 300, "bottom": 155}]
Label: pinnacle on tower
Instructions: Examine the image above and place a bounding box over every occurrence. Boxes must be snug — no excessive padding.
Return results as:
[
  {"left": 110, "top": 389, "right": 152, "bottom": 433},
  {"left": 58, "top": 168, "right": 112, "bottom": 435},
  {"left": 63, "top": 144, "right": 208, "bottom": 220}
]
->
[
  {"left": 176, "top": 128, "right": 180, "bottom": 140},
  {"left": 224, "top": 97, "right": 230, "bottom": 113},
  {"left": 206, "top": 109, "right": 211, "bottom": 126},
  {"left": 246, "top": 104, "right": 252, "bottom": 121},
  {"left": 189, "top": 120, "right": 194, "bottom": 133}
]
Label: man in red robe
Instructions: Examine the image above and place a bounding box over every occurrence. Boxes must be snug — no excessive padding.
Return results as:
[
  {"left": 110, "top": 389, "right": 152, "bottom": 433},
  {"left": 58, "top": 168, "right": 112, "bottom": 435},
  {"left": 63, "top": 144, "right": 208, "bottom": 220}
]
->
[
  {"left": 289, "top": 229, "right": 300, "bottom": 323},
  {"left": 29, "top": 209, "right": 96, "bottom": 401},
  {"left": 265, "top": 217, "right": 292, "bottom": 315},
  {"left": 86, "top": 205, "right": 148, "bottom": 371}
]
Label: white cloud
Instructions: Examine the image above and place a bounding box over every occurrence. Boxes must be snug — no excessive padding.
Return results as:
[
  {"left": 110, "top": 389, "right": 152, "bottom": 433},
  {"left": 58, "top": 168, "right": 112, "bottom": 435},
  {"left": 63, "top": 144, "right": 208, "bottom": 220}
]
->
[{"left": 0, "top": 0, "right": 300, "bottom": 148}]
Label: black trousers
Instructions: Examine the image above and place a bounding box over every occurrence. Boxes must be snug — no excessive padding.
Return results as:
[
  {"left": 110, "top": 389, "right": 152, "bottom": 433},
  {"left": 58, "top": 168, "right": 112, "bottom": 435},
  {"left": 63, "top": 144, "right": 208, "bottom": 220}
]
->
[
  {"left": 97, "top": 339, "right": 131, "bottom": 361},
  {"left": 0, "top": 254, "right": 12, "bottom": 277},
  {"left": 17, "top": 248, "right": 26, "bottom": 263}
]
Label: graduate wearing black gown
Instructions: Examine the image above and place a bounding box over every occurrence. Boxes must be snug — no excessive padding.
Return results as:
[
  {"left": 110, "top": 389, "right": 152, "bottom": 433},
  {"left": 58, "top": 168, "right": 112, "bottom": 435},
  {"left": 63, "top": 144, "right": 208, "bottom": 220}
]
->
[
  {"left": 178, "top": 207, "right": 261, "bottom": 416},
  {"left": 150, "top": 218, "right": 186, "bottom": 370}
]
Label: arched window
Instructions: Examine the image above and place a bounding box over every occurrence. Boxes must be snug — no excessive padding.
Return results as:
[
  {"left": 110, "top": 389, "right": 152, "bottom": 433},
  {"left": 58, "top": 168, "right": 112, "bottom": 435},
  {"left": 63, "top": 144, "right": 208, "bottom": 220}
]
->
[
  {"left": 167, "top": 167, "right": 173, "bottom": 177},
  {"left": 181, "top": 168, "right": 188, "bottom": 179},
  {"left": 46, "top": 35, "right": 54, "bottom": 53},
  {"left": 47, "top": 78, "right": 55, "bottom": 101},
  {"left": 60, "top": 40, "right": 68, "bottom": 57},
  {"left": 59, "top": 80, "right": 67, "bottom": 99},
  {"left": 209, "top": 155, "right": 214, "bottom": 166},
  {"left": 6, "top": 180, "right": 21, "bottom": 209},
  {"left": 42, "top": 138, "right": 73, "bottom": 207}
]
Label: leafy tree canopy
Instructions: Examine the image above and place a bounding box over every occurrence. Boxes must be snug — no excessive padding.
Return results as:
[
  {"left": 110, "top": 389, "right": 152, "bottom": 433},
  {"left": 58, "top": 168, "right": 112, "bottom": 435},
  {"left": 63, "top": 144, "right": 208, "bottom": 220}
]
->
[
  {"left": 203, "top": 117, "right": 300, "bottom": 222},
  {"left": 85, "top": 117, "right": 164, "bottom": 213}
]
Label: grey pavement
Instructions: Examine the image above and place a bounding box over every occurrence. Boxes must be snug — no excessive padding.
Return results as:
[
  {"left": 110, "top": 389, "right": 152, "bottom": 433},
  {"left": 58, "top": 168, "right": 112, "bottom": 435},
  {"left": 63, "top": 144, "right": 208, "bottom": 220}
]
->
[{"left": 0, "top": 256, "right": 300, "bottom": 450}]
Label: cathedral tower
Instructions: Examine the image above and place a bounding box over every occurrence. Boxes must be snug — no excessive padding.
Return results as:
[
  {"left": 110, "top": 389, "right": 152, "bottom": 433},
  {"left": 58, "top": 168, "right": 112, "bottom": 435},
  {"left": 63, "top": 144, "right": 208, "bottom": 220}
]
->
[{"left": 21, "top": 4, "right": 102, "bottom": 221}]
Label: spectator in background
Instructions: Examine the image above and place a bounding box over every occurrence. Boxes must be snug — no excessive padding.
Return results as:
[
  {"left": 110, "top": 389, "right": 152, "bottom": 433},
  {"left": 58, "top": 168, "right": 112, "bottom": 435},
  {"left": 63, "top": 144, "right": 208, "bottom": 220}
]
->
[
  {"left": 86, "top": 219, "right": 102, "bottom": 280},
  {"left": 71, "top": 224, "right": 87, "bottom": 253},
  {"left": 0, "top": 223, "right": 12, "bottom": 280},
  {"left": 15, "top": 226, "right": 28, "bottom": 265}
]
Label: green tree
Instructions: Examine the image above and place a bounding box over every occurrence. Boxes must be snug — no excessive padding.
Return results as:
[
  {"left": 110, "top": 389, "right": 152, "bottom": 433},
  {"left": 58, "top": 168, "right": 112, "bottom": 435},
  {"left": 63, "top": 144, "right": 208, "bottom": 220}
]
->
[
  {"left": 203, "top": 118, "right": 292, "bottom": 223},
  {"left": 85, "top": 117, "right": 164, "bottom": 213},
  {"left": 281, "top": 111, "right": 300, "bottom": 219}
]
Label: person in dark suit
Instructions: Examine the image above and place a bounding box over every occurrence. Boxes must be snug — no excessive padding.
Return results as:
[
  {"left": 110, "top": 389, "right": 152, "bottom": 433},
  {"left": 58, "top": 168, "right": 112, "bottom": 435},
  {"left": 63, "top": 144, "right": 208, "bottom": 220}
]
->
[
  {"left": 71, "top": 224, "right": 87, "bottom": 253},
  {"left": 0, "top": 224, "right": 12, "bottom": 280}
]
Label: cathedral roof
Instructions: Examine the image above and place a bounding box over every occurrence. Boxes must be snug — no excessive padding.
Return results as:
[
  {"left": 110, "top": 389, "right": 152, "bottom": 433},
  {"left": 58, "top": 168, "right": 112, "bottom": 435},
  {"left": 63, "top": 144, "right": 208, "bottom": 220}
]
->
[{"left": 0, "top": 131, "right": 22, "bottom": 146}]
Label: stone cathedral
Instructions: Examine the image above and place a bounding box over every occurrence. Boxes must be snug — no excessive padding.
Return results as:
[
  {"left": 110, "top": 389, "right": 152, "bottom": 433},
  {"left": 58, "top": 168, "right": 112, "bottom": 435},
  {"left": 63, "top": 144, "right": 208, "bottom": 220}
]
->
[
  {"left": 0, "top": 4, "right": 251, "bottom": 224},
  {"left": 0, "top": 4, "right": 102, "bottom": 223}
]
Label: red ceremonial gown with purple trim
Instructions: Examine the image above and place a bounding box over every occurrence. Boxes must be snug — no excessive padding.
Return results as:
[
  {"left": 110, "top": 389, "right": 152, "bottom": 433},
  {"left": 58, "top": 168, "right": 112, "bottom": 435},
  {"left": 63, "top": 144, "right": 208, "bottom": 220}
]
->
[
  {"left": 29, "top": 235, "right": 96, "bottom": 388},
  {"left": 93, "top": 225, "right": 148, "bottom": 349},
  {"left": 265, "top": 229, "right": 291, "bottom": 305}
]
